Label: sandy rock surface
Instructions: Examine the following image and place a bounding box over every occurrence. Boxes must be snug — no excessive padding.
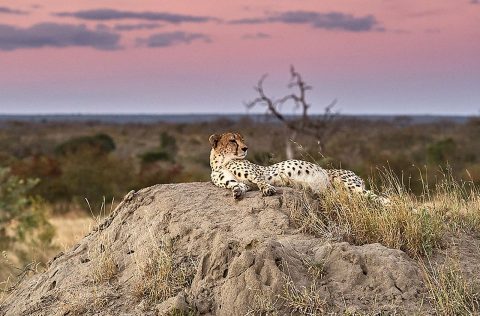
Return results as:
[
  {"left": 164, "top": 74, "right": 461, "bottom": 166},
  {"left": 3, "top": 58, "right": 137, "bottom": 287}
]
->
[{"left": 0, "top": 182, "right": 430, "bottom": 315}]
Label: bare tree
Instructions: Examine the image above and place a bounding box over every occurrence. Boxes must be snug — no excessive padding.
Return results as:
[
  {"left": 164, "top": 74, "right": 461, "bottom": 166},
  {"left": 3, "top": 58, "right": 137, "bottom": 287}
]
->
[{"left": 246, "top": 66, "right": 339, "bottom": 159}]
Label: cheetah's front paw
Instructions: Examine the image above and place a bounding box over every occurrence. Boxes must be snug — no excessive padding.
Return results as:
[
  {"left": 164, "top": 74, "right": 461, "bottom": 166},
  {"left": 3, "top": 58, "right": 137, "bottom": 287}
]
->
[
  {"left": 232, "top": 183, "right": 249, "bottom": 200},
  {"left": 261, "top": 185, "right": 277, "bottom": 196},
  {"left": 232, "top": 187, "right": 244, "bottom": 199}
]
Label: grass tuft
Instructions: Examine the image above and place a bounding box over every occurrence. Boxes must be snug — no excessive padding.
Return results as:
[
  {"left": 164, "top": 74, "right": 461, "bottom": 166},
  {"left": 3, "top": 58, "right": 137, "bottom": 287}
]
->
[
  {"left": 422, "top": 256, "right": 480, "bottom": 315},
  {"left": 245, "top": 288, "right": 279, "bottom": 316},
  {"left": 286, "top": 169, "right": 480, "bottom": 257},
  {"left": 133, "top": 237, "right": 196, "bottom": 304},
  {"left": 281, "top": 277, "right": 326, "bottom": 316},
  {"left": 277, "top": 261, "right": 327, "bottom": 316},
  {"left": 88, "top": 232, "right": 118, "bottom": 284},
  {"left": 86, "top": 198, "right": 119, "bottom": 284},
  {"left": 287, "top": 185, "right": 444, "bottom": 257}
]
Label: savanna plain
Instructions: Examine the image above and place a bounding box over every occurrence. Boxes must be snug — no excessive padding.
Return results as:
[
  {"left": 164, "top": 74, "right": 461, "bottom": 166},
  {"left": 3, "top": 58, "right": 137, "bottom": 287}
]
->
[{"left": 1, "top": 116, "right": 480, "bottom": 315}]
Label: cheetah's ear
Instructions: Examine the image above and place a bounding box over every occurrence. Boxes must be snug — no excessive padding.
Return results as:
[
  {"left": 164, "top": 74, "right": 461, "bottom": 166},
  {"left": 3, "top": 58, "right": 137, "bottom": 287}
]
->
[{"left": 209, "top": 134, "right": 221, "bottom": 148}]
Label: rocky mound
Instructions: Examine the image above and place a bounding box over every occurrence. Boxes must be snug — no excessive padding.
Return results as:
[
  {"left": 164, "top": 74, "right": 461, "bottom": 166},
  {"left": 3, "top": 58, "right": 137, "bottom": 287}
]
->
[{"left": 0, "top": 183, "right": 431, "bottom": 315}]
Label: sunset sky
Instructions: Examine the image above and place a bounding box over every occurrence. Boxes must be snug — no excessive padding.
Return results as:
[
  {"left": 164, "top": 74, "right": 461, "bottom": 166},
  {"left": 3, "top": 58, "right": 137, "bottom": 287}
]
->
[{"left": 0, "top": 0, "right": 479, "bottom": 115}]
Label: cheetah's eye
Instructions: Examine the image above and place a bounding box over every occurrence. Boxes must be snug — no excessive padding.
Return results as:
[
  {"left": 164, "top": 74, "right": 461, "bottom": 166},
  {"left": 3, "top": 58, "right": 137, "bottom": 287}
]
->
[{"left": 229, "top": 139, "right": 236, "bottom": 143}]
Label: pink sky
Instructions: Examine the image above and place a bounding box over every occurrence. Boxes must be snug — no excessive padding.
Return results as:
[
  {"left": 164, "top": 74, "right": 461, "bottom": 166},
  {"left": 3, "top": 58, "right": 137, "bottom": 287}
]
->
[{"left": 0, "top": 0, "right": 479, "bottom": 114}]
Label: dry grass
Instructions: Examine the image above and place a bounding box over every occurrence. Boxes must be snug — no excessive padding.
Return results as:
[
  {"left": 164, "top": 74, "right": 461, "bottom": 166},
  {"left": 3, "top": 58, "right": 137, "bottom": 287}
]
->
[
  {"left": 285, "top": 170, "right": 480, "bottom": 314},
  {"left": 247, "top": 273, "right": 326, "bottom": 316},
  {"left": 275, "top": 260, "right": 327, "bottom": 316},
  {"left": 245, "top": 288, "right": 279, "bottom": 316},
  {"left": 88, "top": 232, "right": 118, "bottom": 284},
  {"left": 49, "top": 215, "right": 94, "bottom": 251},
  {"left": 303, "top": 257, "right": 327, "bottom": 280},
  {"left": 83, "top": 199, "right": 119, "bottom": 284},
  {"left": 422, "top": 256, "right": 480, "bottom": 315},
  {"left": 281, "top": 277, "right": 326, "bottom": 315},
  {"left": 427, "top": 173, "right": 480, "bottom": 234},
  {"left": 59, "top": 289, "right": 119, "bottom": 316},
  {"left": 287, "top": 187, "right": 444, "bottom": 257},
  {"left": 162, "top": 309, "right": 196, "bottom": 316},
  {"left": 286, "top": 170, "right": 480, "bottom": 257},
  {"left": 246, "top": 258, "right": 327, "bottom": 316},
  {"left": 132, "top": 236, "right": 196, "bottom": 304}
]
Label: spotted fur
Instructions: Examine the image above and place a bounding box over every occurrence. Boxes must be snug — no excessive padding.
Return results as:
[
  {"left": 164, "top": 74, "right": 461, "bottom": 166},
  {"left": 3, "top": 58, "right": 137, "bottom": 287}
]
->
[{"left": 209, "top": 132, "right": 388, "bottom": 204}]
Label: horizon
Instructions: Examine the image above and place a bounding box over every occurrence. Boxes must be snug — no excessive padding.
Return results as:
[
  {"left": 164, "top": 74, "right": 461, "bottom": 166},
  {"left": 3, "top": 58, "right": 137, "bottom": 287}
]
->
[
  {"left": 0, "top": 112, "right": 477, "bottom": 117},
  {"left": 0, "top": 0, "right": 479, "bottom": 115}
]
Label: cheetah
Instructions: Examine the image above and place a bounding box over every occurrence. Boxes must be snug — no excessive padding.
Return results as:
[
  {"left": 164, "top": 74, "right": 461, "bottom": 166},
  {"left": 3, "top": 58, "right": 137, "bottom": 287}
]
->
[{"left": 209, "top": 132, "right": 388, "bottom": 204}]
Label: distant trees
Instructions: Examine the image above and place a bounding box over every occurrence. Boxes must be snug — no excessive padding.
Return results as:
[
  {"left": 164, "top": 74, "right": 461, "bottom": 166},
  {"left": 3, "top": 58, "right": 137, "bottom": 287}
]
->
[
  {"left": 427, "top": 138, "right": 457, "bottom": 165},
  {"left": 57, "top": 149, "right": 134, "bottom": 211},
  {"left": 6, "top": 130, "right": 194, "bottom": 213},
  {"left": 10, "top": 133, "right": 134, "bottom": 212},
  {"left": 2, "top": 117, "right": 480, "bottom": 216},
  {"left": 139, "top": 132, "right": 178, "bottom": 164},
  {"left": 137, "top": 132, "right": 183, "bottom": 188},
  {"left": 247, "top": 66, "right": 339, "bottom": 159},
  {"left": 55, "top": 133, "right": 116, "bottom": 156}
]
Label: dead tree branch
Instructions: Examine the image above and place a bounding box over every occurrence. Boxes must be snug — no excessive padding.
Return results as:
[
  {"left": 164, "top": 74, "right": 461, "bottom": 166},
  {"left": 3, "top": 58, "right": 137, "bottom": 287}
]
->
[{"left": 246, "top": 66, "right": 340, "bottom": 154}]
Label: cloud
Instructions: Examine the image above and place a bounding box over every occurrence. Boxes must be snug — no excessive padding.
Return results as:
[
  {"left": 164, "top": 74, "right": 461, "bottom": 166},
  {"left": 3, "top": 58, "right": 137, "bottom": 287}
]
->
[
  {"left": 0, "top": 6, "right": 28, "bottom": 15},
  {"left": 54, "top": 9, "right": 215, "bottom": 23},
  {"left": 96, "top": 24, "right": 110, "bottom": 31},
  {"left": 471, "top": 0, "right": 479, "bottom": 4},
  {"left": 230, "top": 11, "right": 382, "bottom": 32},
  {"left": 408, "top": 10, "right": 444, "bottom": 18},
  {"left": 0, "top": 23, "right": 121, "bottom": 51},
  {"left": 137, "top": 31, "right": 211, "bottom": 48},
  {"left": 114, "top": 23, "right": 163, "bottom": 31},
  {"left": 231, "top": 17, "right": 267, "bottom": 24},
  {"left": 242, "top": 32, "right": 271, "bottom": 39}
]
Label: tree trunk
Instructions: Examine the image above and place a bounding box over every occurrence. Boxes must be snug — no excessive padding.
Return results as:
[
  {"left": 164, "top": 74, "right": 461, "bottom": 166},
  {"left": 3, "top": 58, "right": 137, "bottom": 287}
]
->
[{"left": 285, "top": 130, "right": 297, "bottom": 160}]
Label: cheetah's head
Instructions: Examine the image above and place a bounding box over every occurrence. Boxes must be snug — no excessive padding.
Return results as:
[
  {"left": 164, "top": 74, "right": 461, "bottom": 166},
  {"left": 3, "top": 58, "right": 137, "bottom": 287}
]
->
[{"left": 209, "top": 132, "right": 248, "bottom": 162}]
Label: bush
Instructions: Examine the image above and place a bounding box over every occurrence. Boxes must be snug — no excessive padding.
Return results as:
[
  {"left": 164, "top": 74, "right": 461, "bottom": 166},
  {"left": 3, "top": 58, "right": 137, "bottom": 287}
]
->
[
  {"left": 57, "top": 150, "right": 136, "bottom": 212},
  {"left": 55, "top": 133, "right": 116, "bottom": 156},
  {"left": 135, "top": 164, "right": 184, "bottom": 189},
  {"left": 9, "top": 155, "right": 65, "bottom": 203},
  {"left": 250, "top": 151, "right": 275, "bottom": 165},
  {"left": 139, "top": 151, "right": 171, "bottom": 164},
  {"left": 159, "top": 132, "right": 178, "bottom": 158},
  {"left": 0, "top": 168, "right": 55, "bottom": 280},
  {"left": 427, "top": 138, "right": 456, "bottom": 165},
  {"left": 139, "top": 132, "right": 178, "bottom": 164}
]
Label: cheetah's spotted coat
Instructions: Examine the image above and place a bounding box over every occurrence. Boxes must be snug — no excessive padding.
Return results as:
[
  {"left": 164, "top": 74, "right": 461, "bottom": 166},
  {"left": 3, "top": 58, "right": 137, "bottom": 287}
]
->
[{"left": 209, "top": 132, "right": 387, "bottom": 203}]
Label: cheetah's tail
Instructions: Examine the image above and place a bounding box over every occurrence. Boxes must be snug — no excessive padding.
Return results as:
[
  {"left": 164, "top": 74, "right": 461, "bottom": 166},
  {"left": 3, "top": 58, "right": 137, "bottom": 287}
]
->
[{"left": 363, "top": 189, "right": 391, "bottom": 205}]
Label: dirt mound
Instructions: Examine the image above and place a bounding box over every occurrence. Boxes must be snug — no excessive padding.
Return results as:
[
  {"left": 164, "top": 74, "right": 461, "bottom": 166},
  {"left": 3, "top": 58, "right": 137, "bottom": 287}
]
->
[{"left": 1, "top": 183, "right": 431, "bottom": 315}]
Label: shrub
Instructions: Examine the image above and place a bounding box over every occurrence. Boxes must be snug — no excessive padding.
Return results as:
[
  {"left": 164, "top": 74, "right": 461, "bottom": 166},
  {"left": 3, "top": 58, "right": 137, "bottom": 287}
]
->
[
  {"left": 139, "top": 132, "right": 178, "bottom": 164},
  {"left": 57, "top": 150, "right": 135, "bottom": 212},
  {"left": 55, "top": 133, "right": 116, "bottom": 156},
  {"left": 9, "top": 155, "right": 65, "bottom": 203},
  {"left": 135, "top": 164, "right": 184, "bottom": 189},
  {"left": 0, "top": 168, "right": 53, "bottom": 248},
  {"left": 427, "top": 138, "right": 456, "bottom": 165},
  {"left": 139, "top": 150, "right": 171, "bottom": 164},
  {"left": 159, "top": 131, "right": 178, "bottom": 158},
  {"left": 251, "top": 151, "right": 275, "bottom": 165},
  {"left": 0, "top": 168, "right": 55, "bottom": 280}
]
